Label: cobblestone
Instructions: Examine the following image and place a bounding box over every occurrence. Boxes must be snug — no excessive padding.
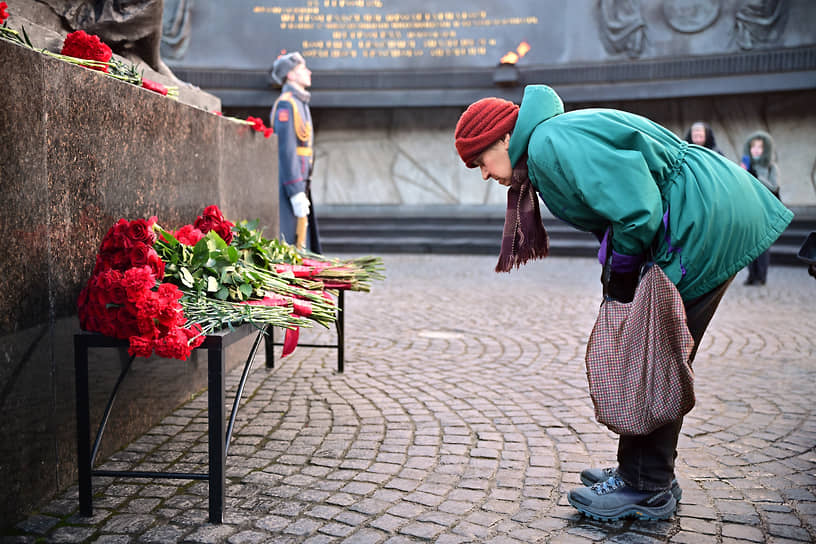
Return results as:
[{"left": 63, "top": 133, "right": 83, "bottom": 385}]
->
[{"left": 7, "top": 256, "right": 816, "bottom": 542}]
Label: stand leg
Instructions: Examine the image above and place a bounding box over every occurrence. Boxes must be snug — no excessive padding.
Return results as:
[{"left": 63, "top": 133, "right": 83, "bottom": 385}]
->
[
  {"left": 207, "top": 340, "right": 225, "bottom": 524},
  {"left": 265, "top": 326, "right": 275, "bottom": 369},
  {"left": 337, "top": 290, "right": 345, "bottom": 373},
  {"left": 74, "top": 336, "right": 92, "bottom": 517}
]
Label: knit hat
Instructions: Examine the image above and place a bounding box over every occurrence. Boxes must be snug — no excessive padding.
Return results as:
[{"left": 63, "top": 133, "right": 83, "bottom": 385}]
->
[
  {"left": 269, "top": 52, "right": 305, "bottom": 86},
  {"left": 455, "top": 97, "right": 519, "bottom": 168}
]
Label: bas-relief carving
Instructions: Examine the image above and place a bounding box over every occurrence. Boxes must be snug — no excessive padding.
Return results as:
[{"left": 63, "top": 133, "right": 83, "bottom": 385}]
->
[
  {"left": 598, "top": 0, "right": 790, "bottom": 58},
  {"left": 735, "top": 0, "right": 788, "bottom": 50},
  {"left": 662, "top": 0, "right": 720, "bottom": 33},
  {"left": 598, "top": 0, "right": 646, "bottom": 58},
  {"left": 160, "top": 0, "right": 194, "bottom": 60}
]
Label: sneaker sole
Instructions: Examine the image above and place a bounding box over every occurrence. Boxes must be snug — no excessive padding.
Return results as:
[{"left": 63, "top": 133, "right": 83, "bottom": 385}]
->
[
  {"left": 568, "top": 493, "right": 677, "bottom": 522},
  {"left": 579, "top": 475, "right": 683, "bottom": 502}
]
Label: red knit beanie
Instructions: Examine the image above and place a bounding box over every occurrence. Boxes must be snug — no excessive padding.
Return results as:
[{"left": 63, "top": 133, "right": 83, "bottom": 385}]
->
[{"left": 455, "top": 97, "right": 519, "bottom": 168}]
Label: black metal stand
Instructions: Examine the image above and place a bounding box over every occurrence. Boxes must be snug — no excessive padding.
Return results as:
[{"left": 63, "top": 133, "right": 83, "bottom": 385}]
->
[
  {"left": 74, "top": 323, "right": 268, "bottom": 524},
  {"left": 265, "top": 289, "right": 345, "bottom": 372}
]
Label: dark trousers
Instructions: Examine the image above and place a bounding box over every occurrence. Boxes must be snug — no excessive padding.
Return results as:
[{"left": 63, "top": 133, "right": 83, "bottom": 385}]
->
[
  {"left": 747, "top": 250, "right": 770, "bottom": 284},
  {"left": 616, "top": 276, "right": 735, "bottom": 491}
]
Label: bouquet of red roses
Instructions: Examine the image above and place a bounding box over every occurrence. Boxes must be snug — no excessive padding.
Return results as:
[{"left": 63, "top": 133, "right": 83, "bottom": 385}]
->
[
  {"left": 77, "top": 217, "right": 206, "bottom": 360},
  {"left": 79, "top": 205, "right": 384, "bottom": 361}
]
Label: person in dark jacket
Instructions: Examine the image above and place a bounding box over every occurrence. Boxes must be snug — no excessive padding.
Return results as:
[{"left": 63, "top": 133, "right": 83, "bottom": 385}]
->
[
  {"left": 740, "top": 131, "right": 781, "bottom": 285},
  {"left": 269, "top": 52, "right": 321, "bottom": 252},
  {"left": 683, "top": 121, "right": 724, "bottom": 155},
  {"left": 454, "top": 85, "right": 793, "bottom": 522}
]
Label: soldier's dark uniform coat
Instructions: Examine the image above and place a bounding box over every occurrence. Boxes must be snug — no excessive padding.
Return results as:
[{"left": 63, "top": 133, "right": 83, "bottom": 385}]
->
[{"left": 271, "top": 82, "right": 321, "bottom": 252}]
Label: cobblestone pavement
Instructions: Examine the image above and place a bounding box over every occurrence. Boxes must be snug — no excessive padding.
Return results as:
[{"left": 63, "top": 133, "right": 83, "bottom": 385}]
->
[{"left": 8, "top": 256, "right": 816, "bottom": 543}]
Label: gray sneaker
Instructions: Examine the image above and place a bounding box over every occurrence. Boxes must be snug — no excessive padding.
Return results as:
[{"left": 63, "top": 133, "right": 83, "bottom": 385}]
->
[
  {"left": 580, "top": 467, "right": 682, "bottom": 501},
  {"left": 568, "top": 475, "right": 677, "bottom": 521}
]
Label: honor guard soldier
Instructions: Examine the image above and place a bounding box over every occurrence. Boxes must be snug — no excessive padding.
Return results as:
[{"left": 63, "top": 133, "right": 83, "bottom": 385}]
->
[{"left": 269, "top": 52, "right": 321, "bottom": 252}]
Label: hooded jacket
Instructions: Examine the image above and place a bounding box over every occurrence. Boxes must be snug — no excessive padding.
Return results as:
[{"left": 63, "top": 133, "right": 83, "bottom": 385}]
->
[
  {"left": 507, "top": 85, "right": 793, "bottom": 300},
  {"left": 741, "top": 130, "right": 780, "bottom": 197}
]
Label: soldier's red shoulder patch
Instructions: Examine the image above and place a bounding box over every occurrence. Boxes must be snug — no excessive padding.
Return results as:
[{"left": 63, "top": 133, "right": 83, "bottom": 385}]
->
[{"left": 277, "top": 108, "right": 290, "bottom": 122}]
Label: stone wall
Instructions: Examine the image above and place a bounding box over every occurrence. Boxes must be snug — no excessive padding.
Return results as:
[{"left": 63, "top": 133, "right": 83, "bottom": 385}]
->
[
  {"left": 0, "top": 38, "right": 278, "bottom": 528},
  {"left": 271, "top": 89, "right": 816, "bottom": 210}
]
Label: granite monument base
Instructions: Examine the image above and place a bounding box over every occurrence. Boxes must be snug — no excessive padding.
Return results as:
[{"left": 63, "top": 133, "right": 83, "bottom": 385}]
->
[{"left": 0, "top": 37, "right": 278, "bottom": 529}]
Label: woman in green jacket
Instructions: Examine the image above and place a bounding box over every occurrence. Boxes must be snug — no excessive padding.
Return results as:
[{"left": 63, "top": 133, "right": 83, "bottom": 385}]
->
[{"left": 454, "top": 85, "right": 793, "bottom": 521}]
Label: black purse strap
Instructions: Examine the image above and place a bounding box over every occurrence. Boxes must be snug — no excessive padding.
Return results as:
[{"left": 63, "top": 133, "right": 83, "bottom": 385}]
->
[
  {"left": 601, "top": 229, "right": 613, "bottom": 301},
  {"left": 601, "top": 226, "right": 654, "bottom": 302}
]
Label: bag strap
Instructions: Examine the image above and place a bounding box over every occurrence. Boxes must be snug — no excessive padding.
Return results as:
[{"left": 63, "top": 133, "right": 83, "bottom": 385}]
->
[
  {"left": 601, "top": 228, "right": 613, "bottom": 301},
  {"left": 601, "top": 225, "right": 655, "bottom": 302}
]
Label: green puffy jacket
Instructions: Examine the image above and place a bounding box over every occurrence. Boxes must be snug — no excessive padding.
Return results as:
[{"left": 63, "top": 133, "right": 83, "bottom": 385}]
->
[{"left": 507, "top": 85, "right": 793, "bottom": 300}]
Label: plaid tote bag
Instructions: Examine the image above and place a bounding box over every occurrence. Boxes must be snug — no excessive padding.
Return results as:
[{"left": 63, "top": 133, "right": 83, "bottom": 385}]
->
[{"left": 585, "top": 263, "right": 695, "bottom": 436}]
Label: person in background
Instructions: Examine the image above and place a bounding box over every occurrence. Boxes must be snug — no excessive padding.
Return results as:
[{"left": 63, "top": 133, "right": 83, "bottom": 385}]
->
[
  {"left": 268, "top": 51, "right": 321, "bottom": 252},
  {"left": 741, "top": 131, "right": 780, "bottom": 286},
  {"left": 454, "top": 85, "right": 793, "bottom": 522},
  {"left": 683, "top": 121, "right": 724, "bottom": 155}
]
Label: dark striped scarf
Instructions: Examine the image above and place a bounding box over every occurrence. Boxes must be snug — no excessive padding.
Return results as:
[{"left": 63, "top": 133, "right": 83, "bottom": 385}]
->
[{"left": 495, "top": 157, "right": 550, "bottom": 272}]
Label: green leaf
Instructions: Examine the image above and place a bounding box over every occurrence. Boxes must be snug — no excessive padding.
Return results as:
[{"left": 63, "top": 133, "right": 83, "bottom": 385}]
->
[
  {"left": 22, "top": 26, "right": 33, "bottom": 47},
  {"left": 192, "top": 238, "right": 210, "bottom": 267},
  {"left": 179, "top": 267, "right": 194, "bottom": 288},
  {"left": 207, "top": 276, "right": 219, "bottom": 292},
  {"left": 216, "top": 286, "right": 229, "bottom": 300},
  {"left": 220, "top": 267, "right": 233, "bottom": 284},
  {"left": 239, "top": 283, "right": 253, "bottom": 298},
  {"left": 207, "top": 231, "right": 228, "bottom": 250},
  {"left": 227, "top": 246, "right": 239, "bottom": 263}
]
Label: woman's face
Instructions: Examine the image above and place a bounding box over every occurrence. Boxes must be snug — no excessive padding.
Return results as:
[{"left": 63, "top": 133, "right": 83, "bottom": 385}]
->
[
  {"left": 690, "top": 124, "right": 707, "bottom": 146},
  {"left": 750, "top": 138, "right": 764, "bottom": 159},
  {"left": 473, "top": 134, "right": 513, "bottom": 186}
]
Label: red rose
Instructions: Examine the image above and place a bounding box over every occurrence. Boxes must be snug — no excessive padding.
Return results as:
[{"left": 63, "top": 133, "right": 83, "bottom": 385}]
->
[
  {"left": 98, "top": 308, "right": 118, "bottom": 338},
  {"left": 128, "top": 336, "right": 154, "bottom": 358},
  {"left": 129, "top": 242, "right": 153, "bottom": 267},
  {"left": 263, "top": 127, "right": 274, "bottom": 138},
  {"left": 134, "top": 290, "right": 162, "bottom": 319},
  {"left": 193, "top": 213, "right": 234, "bottom": 245},
  {"left": 246, "top": 116, "right": 263, "bottom": 132},
  {"left": 111, "top": 250, "right": 132, "bottom": 271},
  {"left": 174, "top": 224, "right": 204, "bottom": 246},
  {"left": 128, "top": 219, "right": 157, "bottom": 245},
  {"left": 141, "top": 79, "right": 168, "bottom": 95},
  {"left": 184, "top": 323, "right": 205, "bottom": 349},
  {"left": 154, "top": 328, "right": 192, "bottom": 360},
  {"left": 157, "top": 282, "right": 182, "bottom": 303},
  {"left": 137, "top": 315, "right": 159, "bottom": 338},
  {"left": 156, "top": 301, "right": 185, "bottom": 330},
  {"left": 213, "top": 222, "right": 234, "bottom": 245},
  {"left": 108, "top": 282, "right": 127, "bottom": 305},
  {"left": 146, "top": 250, "right": 165, "bottom": 280},
  {"left": 122, "top": 266, "right": 156, "bottom": 300},
  {"left": 1, "top": 2, "right": 9, "bottom": 24},
  {"left": 114, "top": 306, "right": 140, "bottom": 339},
  {"left": 92, "top": 268, "right": 123, "bottom": 292},
  {"left": 61, "top": 30, "right": 113, "bottom": 73},
  {"left": 80, "top": 304, "right": 103, "bottom": 334},
  {"left": 201, "top": 205, "right": 225, "bottom": 222},
  {"left": 194, "top": 216, "right": 216, "bottom": 234}
]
